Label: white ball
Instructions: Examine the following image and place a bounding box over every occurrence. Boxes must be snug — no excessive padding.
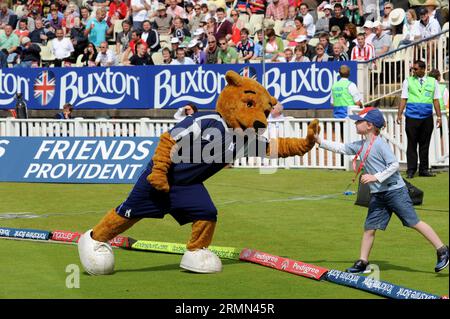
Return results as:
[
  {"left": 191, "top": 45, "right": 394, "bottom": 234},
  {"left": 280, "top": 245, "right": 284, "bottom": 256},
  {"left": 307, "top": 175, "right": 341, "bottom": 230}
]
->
[{"left": 78, "top": 229, "right": 115, "bottom": 275}]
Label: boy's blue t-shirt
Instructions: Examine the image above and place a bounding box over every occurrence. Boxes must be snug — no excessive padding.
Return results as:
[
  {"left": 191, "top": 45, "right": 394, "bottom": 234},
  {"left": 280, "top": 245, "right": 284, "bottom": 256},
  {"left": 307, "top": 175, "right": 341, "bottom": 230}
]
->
[{"left": 345, "top": 136, "right": 405, "bottom": 193}]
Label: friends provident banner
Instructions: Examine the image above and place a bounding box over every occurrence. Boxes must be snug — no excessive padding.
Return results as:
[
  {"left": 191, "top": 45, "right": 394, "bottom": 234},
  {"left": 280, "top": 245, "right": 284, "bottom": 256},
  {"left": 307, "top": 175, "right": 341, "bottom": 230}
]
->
[
  {"left": 0, "top": 137, "right": 158, "bottom": 183},
  {"left": 0, "top": 62, "right": 356, "bottom": 110}
]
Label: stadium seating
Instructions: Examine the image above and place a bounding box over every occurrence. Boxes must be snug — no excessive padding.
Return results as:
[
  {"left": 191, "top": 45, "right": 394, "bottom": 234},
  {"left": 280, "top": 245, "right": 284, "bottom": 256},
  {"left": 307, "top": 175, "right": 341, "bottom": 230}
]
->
[{"left": 151, "top": 51, "right": 164, "bottom": 65}]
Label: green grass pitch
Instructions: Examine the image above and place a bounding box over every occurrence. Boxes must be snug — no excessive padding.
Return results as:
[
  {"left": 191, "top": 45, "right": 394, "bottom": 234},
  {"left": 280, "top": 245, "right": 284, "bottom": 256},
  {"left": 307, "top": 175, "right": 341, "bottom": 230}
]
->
[{"left": 0, "top": 169, "right": 448, "bottom": 299}]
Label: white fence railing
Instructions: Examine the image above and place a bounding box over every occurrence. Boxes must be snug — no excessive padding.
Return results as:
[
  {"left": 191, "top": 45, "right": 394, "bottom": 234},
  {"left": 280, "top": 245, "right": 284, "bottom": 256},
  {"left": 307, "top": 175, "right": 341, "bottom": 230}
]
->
[
  {"left": 1, "top": 111, "right": 447, "bottom": 170},
  {"left": 357, "top": 29, "right": 449, "bottom": 105}
]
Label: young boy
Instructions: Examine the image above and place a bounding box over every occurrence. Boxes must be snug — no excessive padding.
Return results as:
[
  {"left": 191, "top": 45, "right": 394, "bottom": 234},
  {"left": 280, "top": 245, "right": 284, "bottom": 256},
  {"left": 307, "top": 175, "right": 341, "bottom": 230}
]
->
[{"left": 315, "top": 107, "right": 449, "bottom": 273}]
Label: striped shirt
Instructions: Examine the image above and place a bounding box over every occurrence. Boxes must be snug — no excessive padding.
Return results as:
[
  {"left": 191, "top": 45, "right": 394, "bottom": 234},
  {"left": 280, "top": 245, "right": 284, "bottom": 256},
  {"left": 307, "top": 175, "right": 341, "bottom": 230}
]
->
[
  {"left": 350, "top": 43, "right": 375, "bottom": 61},
  {"left": 265, "top": 0, "right": 288, "bottom": 20}
]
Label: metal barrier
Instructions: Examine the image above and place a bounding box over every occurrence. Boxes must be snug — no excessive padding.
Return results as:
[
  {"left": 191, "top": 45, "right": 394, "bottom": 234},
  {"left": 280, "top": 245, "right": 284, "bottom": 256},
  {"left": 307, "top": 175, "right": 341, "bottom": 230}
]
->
[
  {"left": 357, "top": 30, "right": 449, "bottom": 106},
  {"left": 1, "top": 111, "right": 447, "bottom": 169}
]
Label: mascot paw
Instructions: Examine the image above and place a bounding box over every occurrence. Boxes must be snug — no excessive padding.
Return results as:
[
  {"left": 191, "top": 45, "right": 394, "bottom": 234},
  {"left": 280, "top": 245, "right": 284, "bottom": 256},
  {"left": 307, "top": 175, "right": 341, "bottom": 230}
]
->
[
  {"left": 78, "top": 229, "right": 115, "bottom": 275},
  {"left": 147, "top": 172, "right": 170, "bottom": 192},
  {"left": 307, "top": 119, "right": 320, "bottom": 143},
  {"left": 180, "top": 248, "right": 222, "bottom": 273}
]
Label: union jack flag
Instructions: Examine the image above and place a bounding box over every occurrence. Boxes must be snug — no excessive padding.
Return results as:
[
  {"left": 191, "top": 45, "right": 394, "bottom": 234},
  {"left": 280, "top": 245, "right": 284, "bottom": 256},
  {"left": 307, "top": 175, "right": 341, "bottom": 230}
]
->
[
  {"left": 34, "top": 71, "right": 56, "bottom": 106},
  {"left": 239, "top": 66, "right": 257, "bottom": 80}
]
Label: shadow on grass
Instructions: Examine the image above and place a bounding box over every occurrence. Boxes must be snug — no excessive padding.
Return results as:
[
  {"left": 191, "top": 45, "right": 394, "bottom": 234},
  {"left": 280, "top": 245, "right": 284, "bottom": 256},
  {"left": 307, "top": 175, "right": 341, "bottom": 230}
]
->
[
  {"left": 114, "top": 259, "right": 242, "bottom": 274},
  {"left": 304, "top": 259, "right": 448, "bottom": 277}
]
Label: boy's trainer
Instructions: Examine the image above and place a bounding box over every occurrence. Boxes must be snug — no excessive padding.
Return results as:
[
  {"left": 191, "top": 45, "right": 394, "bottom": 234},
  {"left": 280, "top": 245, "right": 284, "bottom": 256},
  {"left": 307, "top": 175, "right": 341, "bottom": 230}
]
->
[
  {"left": 435, "top": 245, "right": 449, "bottom": 272},
  {"left": 346, "top": 259, "right": 371, "bottom": 274}
]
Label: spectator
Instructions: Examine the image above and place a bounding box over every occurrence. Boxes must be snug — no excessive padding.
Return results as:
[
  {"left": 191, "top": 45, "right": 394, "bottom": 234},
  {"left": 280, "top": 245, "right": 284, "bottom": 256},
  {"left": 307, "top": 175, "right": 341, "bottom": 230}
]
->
[
  {"left": 294, "top": 35, "right": 315, "bottom": 60},
  {"left": 329, "top": 25, "right": 341, "bottom": 44},
  {"left": 362, "top": 20, "right": 375, "bottom": 45},
  {"left": 189, "top": 39, "right": 206, "bottom": 64},
  {"left": 267, "top": 102, "right": 285, "bottom": 137},
  {"left": 80, "top": 6, "right": 91, "bottom": 27},
  {"left": 85, "top": 7, "right": 114, "bottom": 48},
  {"left": 127, "top": 29, "right": 148, "bottom": 55},
  {"left": 203, "top": 3, "right": 216, "bottom": 22},
  {"left": 344, "top": 0, "right": 363, "bottom": 26},
  {"left": 398, "top": 9, "right": 420, "bottom": 47},
  {"left": 397, "top": 60, "right": 442, "bottom": 178},
  {"left": 249, "top": 0, "right": 267, "bottom": 15},
  {"left": 424, "top": 0, "right": 446, "bottom": 27},
  {"left": 170, "top": 36, "right": 180, "bottom": 57},
  {"left": 235, "top": 0, "right": 251, "bottom": 16},
  {"left": 418, "top": 7, "right": 441, "bottom": 39},
  {"left": 318, "top": 32, "right": 333, "bottom": 56},
  {"left": 46, "top": 3, "right": 64, "bottom": 22},
  {"left": 214, "top": 7, "right": 232, "bottom": 42},
  {"left": 299, "top": 3, "right": 315, "bottom": 39},
  {"left": 315, "top": 3, "right": 332, "bottom": 35},
  {"left": 264, "top": 28, "right": 283, "bottom": 60},
  {"left": 329, "top": 3, "right": 349, "bottom": 32},
  {"left": 350, "top": 32, "right": 375, "bottom": 61},
  {"left": 14, "top": 36, "right": 41, "bottom": 67},
  {"left": 14, "top": 18, "right": 30, "bottom": 41},
  {"left": 330, "top": 42, "right": 349, "bottom": 61},
  {"left": 312, "top": 43, "right": 330, "bottom": 62},
  {"left": 126, "top": 41, "right": 154, "bottom": 65},
  {"left": 286, "top": 16, "right": 306, "bottom": 47},
  {"left": 161, "top": 47, "right": 173, "bottom": 64},
  {"left": 343, "top": 22, "right": 357, "bottom": 53},
  {"left": 141, "top": 20, "right": 161, "bottom": 53},
  {"left": 185, "top": 2, "right": 195, "bottom": 20},
  {"left": 229, "top": 9, "right": 244, "bottom": 46},
  {"left": 55, "top": 103, "right": 74, "bottom": 119},
  {"left": 166, "top": 0, "right": 186, "bottom": 19},
  {"left": 253, "top": 29, "right": 264, "bottom": 59},
  {"left": 0, "top": 3, "right": 14, "bottom": 30},
  {"left": 174, "top": 103, "right": 198, "bottom": 121},
  {"left": 81, "top": 42, "right": 98, "bottom": 66},
  {"left": 205, "top": 16, "right": 217, "bottom": 37},
  {"left": 0, "top": 24, "right": 19, "bottom": 65},
  {"left": 108, "top": 0, "right": 128, "bottom": 24},
  {"left": 205, "top": 34, "right": 219, "bottom": 64},
  {"left": 52, "top": 28, "right": 74, "bottom": 66},
  {"left": 337, "top": 32, "right": 350, "bottom": 56},
  {"left": 70, "top": 17, "right": 88, "bottom": 60},
  {"left": 380, "top": 1, "right": 393, "bottom": 35},
  {"left": 116, "top": 20, "right": 132, "bottom": 54},
  {"left": 154, "top": 4, "right": 173, "bottom": 36},
  {"left": 48, "top": 8, "right": 63, "bottom": 31},
  {"left": 62, "top": 7, "right": 76, "bottom": 34},
  {"left": 293, "top": 44, "right": 310, "bottom": 62},
  {"left": 171, "top": 46, "right": 195, "bottom": 64},
  {"left": 428, "top": 69, "right": 449, "bottom": 115},
  {"left": 217, "top": 36, "right": 238, "bottom": 63},
  {"left": 236, "top": 27, "right": 254, "bottom": 63},
  {"left": 331, "top": 64, "right": 363, "bottom": 118},
  {"left": 194, "top": 28, "right": 208, "bottom": 48},
  {"left": 189, "top": 3, "right": 205, "bottom": 31},
  {"left": 266, "top": 0, "right": 288, "bottom": 21},
  {"left": 268, "top": 101, "right": 285, "bottom": 121},
  {"left": 372, "top": 20, "right": 391, "bottom": 57},
  {"left": 95, "top": 41, "right": 117, "bottom": 66},
  {"left": 274, "top": 47, "right": 294, "bottom": 62},
  {"left": 362, "top": 0, "right": 377, "bottom": 22},
  {"left": 172, "top": 16, "right": 191, "bottom": 44},
  {"left": 281, "top": 5, "right": 298, "bottom": 39},
  {"left": 131, "top": 0, "right": 151, "bottom": 30},
  {"left": 29, "top": 17, "right": 55, "bottom": 44}
]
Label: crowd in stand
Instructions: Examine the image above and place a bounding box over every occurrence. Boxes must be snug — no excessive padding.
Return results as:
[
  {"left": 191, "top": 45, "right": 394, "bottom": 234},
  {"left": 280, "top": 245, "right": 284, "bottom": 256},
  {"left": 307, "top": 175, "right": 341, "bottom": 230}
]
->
[{"left": 0, "top": 0, "right": 448, "bottom": 68}]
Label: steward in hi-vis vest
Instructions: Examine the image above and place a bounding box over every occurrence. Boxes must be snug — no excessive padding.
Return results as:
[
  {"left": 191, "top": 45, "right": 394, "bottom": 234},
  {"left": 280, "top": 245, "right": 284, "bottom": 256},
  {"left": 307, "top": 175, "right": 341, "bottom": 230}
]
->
[{"left": 331, "top": 65, "right": 363, "bottom": 118}]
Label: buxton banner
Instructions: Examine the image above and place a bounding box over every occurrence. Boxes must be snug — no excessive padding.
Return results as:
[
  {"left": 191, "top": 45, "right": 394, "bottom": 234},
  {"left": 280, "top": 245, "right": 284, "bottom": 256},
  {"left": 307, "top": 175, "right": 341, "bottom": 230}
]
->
[
  {"left": 0, "top": 137, "right": 158, "bottom": 183},
  {"left": 0, "top": 62, "right": 356, "bottom": 110}
]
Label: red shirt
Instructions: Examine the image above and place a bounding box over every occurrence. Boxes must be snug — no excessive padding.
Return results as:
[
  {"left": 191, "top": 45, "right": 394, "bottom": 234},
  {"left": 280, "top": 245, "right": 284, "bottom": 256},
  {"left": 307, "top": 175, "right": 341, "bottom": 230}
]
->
[
  {"left": 108, "top": 2, "right": 128, "bottom": 19},
  {"left": 350, "top": 43, "right": 375, "bottom": 61},
  {"left": 129, "top": 39, "right": 147, "bottom": 54}
]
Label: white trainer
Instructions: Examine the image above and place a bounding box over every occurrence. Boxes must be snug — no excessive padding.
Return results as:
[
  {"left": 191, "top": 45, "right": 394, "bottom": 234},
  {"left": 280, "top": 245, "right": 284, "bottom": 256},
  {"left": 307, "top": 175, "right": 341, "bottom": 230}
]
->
[
  {"left": 78, "top": 229, "right": 115, "bottom": 275},
  {"left": 180, "top": 248, "right": 222, "bottom": 273}
]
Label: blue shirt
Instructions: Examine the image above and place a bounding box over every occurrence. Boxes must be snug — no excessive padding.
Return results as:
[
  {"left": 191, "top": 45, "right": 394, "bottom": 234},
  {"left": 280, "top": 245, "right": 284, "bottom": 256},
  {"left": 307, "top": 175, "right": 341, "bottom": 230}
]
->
[
  {"left": 148, "top": 112, "right": 268, "bottom": 185},
  {"left": 344, "top": 136, "right": 405, "bottom": 193},
  {"left": 87, "top": 18, "right": 109, "bottom": 47}
]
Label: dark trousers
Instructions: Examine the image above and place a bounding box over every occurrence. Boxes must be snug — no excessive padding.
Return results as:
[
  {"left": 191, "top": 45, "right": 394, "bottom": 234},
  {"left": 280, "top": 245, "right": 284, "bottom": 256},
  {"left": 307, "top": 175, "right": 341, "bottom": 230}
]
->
[{"left": 405, "top": 116, "right": 434, "bottom": 174}]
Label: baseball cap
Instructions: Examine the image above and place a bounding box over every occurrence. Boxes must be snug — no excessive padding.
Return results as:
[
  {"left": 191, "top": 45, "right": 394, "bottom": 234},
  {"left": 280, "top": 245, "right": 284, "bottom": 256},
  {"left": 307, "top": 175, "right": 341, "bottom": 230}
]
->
[
  {"left": 21, "top": 37, "right": 31, "bottom": 45},
  {"left": 330, "top": 25, "right": 341, "bottom": 33},
  {"left": 188, "top": 39, "right": 198, "bottom": 48},
  {"left": 295, "top": 35, "right": 308, "bottom": 43},
  {"left": 349, "top": 107, "right": 385, "bottom": 129},
  {"left": 363, "top": 20, "right": 373, "bottom": 29},
  {"left": 418, "top": 7, "right": 428, "bottom": 16},
  {"left": 323, "top": 4, "right": 333, "bottom": 10},
  {"left": 170, "top": 37, "right": 180, "bottom": 44},
  {"left": 372, "top": 20, "right": 382, "bottom": 28},
  {"left": 193, "top": 28, "right": 205, "bottom": 36},
  {"left": 157, "top": 3, "right": 166, "bottom": 10}
]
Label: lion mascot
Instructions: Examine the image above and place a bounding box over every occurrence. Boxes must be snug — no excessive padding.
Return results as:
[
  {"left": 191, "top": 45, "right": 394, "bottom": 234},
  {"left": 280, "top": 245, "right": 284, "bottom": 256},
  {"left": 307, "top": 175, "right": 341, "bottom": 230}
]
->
[{"left": 78, "top": 70, "right": 320, "bottom": 275}]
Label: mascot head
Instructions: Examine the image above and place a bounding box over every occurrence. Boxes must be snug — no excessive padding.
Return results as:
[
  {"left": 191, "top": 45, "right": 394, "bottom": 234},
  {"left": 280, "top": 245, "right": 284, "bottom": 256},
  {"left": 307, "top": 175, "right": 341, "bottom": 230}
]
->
[{"left": 216, "top": 70, "right": 278, "bottom": 133}]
